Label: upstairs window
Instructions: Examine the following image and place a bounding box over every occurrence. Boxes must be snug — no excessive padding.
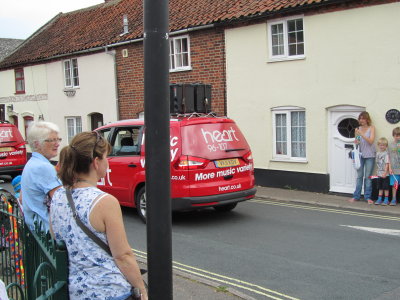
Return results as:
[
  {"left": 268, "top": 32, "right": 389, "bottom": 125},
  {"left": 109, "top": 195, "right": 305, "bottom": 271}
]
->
[
  {"left": 268, "top": 16, "right": 305, "bottom": 61},
  {"left": 169, "top": 35, "right": 191, "bottom": 72},
  {"left": 64, "top": 58, "right": 79, "bottom": 88},
  {"left": 272, "top": 107, "right": 306, "bottom": 160},
  {"left": 15, "top": 68, "right": 25, "bottom": 94}
]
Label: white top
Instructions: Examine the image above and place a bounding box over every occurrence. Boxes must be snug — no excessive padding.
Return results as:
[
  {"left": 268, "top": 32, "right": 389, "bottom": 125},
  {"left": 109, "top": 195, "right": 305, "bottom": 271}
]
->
[{"left": 50, "top": 187, "right": 131, "bottom": 300}]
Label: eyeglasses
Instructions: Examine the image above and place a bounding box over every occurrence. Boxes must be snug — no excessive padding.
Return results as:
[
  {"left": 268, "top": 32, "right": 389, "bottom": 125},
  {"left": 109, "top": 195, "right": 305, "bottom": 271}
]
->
[{"left": 44, "top": 138, "right": 62, "bottom": 143}]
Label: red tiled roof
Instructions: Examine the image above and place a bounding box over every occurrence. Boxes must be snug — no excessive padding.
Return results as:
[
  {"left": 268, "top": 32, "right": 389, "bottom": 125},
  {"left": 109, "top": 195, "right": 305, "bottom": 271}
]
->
[
  {"left": 0, "top": 0, "right": 335, "bottom": 68},
  {"left": 222, "top": 0, "right": 327, "bottom": 20}
]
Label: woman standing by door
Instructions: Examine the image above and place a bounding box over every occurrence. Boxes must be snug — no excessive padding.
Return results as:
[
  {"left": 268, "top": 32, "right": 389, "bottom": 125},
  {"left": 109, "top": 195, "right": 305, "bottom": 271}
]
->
[{"left": 350, "top": 111, "right": 376, "bottom": 203}]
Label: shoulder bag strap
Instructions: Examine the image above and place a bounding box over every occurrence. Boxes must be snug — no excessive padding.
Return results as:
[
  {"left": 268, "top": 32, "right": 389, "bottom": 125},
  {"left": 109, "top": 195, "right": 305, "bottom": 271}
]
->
[{"left": 66, "top": 188, "right": 112, "bottom": 256}]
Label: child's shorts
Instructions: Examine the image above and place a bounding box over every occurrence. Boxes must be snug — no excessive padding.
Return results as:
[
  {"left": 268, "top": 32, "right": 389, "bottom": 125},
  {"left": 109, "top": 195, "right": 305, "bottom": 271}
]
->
[
  {"left": 390, "top": 174, "right": 400, "bottom": 186},
  {"left": 377, "top": 177, "right": 390, "bottom": 190}
]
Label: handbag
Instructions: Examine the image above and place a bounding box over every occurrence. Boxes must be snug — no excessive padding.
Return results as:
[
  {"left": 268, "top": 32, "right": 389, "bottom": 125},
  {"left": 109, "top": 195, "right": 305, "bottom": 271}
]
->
[
  {"left": 66, "top": 188, "right": 144, "bottom": 299},
  {"left": 350, "top": 145, "right": 362, "bottom": 170},
  {"left": 66, "top": 188, "right": 112, "bottom": 255}
]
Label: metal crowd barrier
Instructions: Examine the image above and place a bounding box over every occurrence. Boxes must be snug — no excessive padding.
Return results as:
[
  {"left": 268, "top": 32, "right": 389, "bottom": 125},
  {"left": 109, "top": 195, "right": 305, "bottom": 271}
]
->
[{"left": 0, "top": 188, "right": 68, "bottom": 300}]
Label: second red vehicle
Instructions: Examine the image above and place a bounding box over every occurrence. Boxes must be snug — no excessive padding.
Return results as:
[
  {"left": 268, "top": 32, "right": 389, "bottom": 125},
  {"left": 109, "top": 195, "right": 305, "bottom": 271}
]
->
[{"left": 0, "top": 121, "right": 27, "bottom": 178}]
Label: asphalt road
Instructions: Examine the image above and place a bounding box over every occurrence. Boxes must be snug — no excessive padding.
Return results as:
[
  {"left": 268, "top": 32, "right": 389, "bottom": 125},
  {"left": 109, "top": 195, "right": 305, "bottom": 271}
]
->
[
  {"left": 123, "top": 197, "right": 400, "bottom": 300},
  {"left": 3, "top": 175, "right": 400, "bottom": 300}
]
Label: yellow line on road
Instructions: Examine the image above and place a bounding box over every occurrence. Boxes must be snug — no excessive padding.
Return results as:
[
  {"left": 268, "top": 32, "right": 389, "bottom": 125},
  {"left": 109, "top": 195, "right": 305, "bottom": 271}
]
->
[
  {"left": 133, "top": 249, "right": 299, "bottom": 300},
  {"left": 250, "top": 199, "right": 400, "bottom": 222},
  {"left": 172, "top": 265, "right": 288, "bottom": 300}
]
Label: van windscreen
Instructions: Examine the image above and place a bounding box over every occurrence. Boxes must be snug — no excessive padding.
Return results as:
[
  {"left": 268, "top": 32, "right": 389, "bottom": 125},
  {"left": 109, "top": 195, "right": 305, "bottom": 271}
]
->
[{"left": 181, "top": 122, "right": 249, "bottom": 160}]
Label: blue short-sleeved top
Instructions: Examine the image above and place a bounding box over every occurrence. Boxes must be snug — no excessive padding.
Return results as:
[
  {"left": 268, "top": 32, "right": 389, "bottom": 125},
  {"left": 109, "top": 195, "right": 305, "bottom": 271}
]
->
[
  {"left": 21, "top": 152, "right": 61, "bottom": 231},
  {"left": 50, "top": 187, "right": 131, "bottom": 300}
]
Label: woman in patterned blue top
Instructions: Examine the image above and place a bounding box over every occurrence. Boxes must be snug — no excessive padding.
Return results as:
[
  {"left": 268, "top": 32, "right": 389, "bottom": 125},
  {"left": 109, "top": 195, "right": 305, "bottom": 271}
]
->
[{"left": 50, "top": 132, "right": 147, "bottom": 300}]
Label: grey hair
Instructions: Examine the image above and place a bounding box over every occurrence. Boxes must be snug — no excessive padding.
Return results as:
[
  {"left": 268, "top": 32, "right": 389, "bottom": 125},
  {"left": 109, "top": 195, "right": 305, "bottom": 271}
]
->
[{"left": 27, "top": 121, "right": 60, "bottom": 152}]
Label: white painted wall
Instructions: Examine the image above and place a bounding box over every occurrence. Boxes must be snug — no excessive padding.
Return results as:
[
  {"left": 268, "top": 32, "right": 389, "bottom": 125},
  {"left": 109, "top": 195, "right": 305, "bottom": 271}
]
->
[
  {"left": 0, "top": 65, "right": 49, "bottom": 144},
  {"left": 0, "top": 65, "right": 47, "bottom": 97},
  {"left": 46, "top": 51, "right": 118, "bottom": 148},
  {"left": 225, "top": 2, "right": 400, "bottom": 175},
  {"left": 25, "top": 65, "right": 48, "bottom": 95},
  {"left": 0, "top": 69, "right": 15, "bottom": 97},
  {"left": 0, "top": 50, "right": 118, "bottom": 156}
]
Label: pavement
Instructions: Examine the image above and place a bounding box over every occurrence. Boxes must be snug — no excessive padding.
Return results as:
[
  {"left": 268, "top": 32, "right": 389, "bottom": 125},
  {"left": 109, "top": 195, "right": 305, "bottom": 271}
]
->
[
  {"left": 157, "top": 185, "right": 400, "bottom": 300},
  {"left": 136, "top": 258, "right": 252, "bottom": 299},
  {"left": 254, "top": 185, "right": 400, "bottom": 216}
]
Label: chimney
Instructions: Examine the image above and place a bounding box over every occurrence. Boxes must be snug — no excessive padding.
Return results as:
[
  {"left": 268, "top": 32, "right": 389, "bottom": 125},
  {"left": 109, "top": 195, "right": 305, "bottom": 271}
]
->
[{"left": 123, "top": 14, "right": 129, "bottom": 34}]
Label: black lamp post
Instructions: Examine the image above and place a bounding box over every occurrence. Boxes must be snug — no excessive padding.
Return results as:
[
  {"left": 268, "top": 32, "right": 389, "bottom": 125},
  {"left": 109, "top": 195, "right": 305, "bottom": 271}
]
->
[{"left": 143, "top": 0, "right": 172, "bottom": 299}]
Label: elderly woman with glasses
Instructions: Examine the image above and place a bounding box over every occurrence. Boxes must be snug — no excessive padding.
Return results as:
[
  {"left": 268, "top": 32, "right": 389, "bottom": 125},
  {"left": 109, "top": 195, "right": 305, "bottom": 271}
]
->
[
  {"left": 21, "top": 121, "right": 62, "bottom": 231},
  {"left": 50, "top": 131, "right": 148, "bottom": 300}
]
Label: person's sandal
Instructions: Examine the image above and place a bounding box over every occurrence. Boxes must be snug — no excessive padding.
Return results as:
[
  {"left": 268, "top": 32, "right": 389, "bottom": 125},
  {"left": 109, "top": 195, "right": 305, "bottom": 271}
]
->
[
  {"left": 349, "top": 198, "right": 357, "bottom": 203},
  {"left": 367, "top": 199, "right": 374, "bottom": 204}
]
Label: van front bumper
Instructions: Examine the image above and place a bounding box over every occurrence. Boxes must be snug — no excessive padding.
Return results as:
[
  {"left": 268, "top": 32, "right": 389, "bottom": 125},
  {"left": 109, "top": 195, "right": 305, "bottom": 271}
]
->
[
  {"left": 0, "top": 164, "right": 25, "bottom": 175},
  {"left": 171, "top": 187, "right": 257, "bottom": 211}
]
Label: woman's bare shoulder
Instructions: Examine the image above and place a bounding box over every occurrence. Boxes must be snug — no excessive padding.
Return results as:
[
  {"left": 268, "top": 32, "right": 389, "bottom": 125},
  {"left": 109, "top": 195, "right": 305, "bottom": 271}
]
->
[{"left": 99, "top": 193, "right": 120, "bottom": 207}]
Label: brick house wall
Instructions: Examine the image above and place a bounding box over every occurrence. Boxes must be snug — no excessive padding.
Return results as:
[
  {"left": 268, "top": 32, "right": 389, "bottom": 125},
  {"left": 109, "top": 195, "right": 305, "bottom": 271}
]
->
[{"left": 115, "top": 27, "right": 226, "bottom": 120}]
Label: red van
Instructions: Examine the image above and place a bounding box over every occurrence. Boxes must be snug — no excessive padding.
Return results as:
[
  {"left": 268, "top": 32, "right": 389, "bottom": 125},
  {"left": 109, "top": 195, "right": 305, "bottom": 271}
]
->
[
  {"left": 96, "top": 115, "right": 256, "bottom": 222},
  {"left": 0, "top": 122, "right": 27, "bottom": 177}
]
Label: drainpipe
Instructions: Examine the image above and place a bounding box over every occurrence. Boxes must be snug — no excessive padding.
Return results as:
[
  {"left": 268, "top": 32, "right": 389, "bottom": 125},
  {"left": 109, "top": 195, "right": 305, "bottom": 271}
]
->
[
  {"left": 105, "top": 47, "right": 120, "bottom": 121},
  {"left": 168, "top": 24, "right": 214, "bottom": 36}
]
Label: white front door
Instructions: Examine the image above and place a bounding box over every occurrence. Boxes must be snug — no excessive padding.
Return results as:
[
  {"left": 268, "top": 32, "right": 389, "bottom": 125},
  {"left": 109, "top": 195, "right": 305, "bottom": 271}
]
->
[{"left": 329, "top": 108, "right": 363, "bottom": 193}]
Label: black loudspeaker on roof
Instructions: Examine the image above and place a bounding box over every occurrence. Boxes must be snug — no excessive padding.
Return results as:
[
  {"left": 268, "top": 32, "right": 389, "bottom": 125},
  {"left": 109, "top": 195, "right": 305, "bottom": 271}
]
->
[{"left": 170, "top": 83, "right": 211, "bottom": 115}]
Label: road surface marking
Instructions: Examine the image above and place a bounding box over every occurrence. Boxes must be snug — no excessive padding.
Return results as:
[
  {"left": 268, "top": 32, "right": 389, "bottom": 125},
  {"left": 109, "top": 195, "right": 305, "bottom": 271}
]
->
[
  {"left": 341, "top": 225, "right": 400, "bottom": 236},
  {"left": 133, "top": 248, "right": 300, "bottom": 300},
  {"left": 250, "top": 199, "right": 400, "bottom": 222}
]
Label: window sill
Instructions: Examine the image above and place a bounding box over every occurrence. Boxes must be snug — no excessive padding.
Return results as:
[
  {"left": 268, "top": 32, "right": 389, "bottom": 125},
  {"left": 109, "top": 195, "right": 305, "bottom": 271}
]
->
[
  {"left": 267, "top": 56, "right": 305, "bottom": 63},
  {"left": 14, "top": 91, "right": 25, "bottom": 95},
  {"left": 270, "top": 158, "right": 308, "bottom": 163},
  {"left": 169, "top": 67, "right": 192, "bottom": 73},
  {"left": 63, "top": 88, "right": 77, "bottom": 97}
]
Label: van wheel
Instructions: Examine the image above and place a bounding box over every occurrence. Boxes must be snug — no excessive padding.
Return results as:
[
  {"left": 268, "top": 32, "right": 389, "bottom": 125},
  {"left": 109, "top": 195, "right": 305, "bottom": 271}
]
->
[
  {"left": 213, "top": 203, "right": 237, "bottom": 212},
  {"left": 136, "top": 186, "right": 146, "bottom": 224}
]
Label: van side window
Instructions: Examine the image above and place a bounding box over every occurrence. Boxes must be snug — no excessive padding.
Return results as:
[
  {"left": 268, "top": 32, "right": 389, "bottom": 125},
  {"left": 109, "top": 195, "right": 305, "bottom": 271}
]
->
[
  {"left": 110, "top": 127, "right": 141, "bottom": 156},
  {"left": 97, "top": 129, "right": 111, "bottom": 145}
]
